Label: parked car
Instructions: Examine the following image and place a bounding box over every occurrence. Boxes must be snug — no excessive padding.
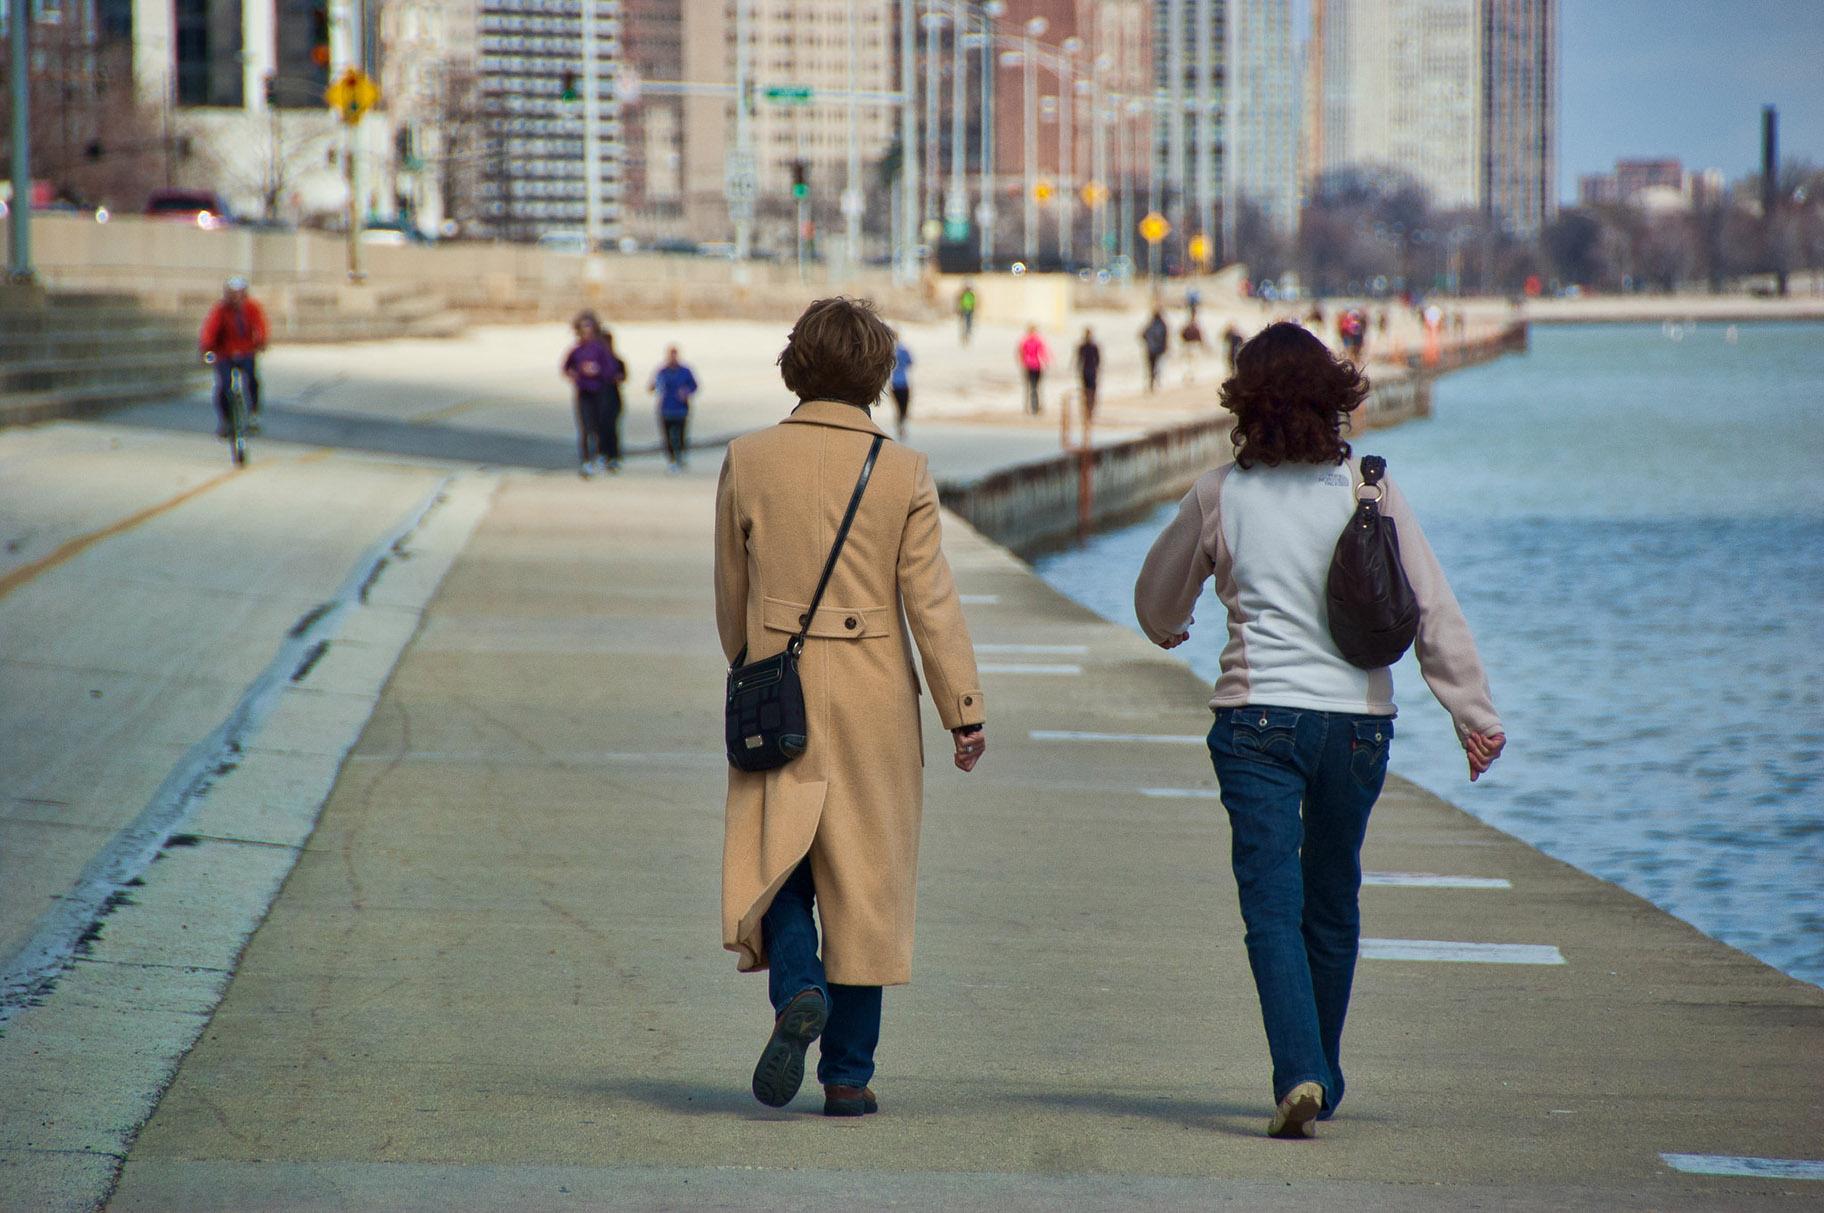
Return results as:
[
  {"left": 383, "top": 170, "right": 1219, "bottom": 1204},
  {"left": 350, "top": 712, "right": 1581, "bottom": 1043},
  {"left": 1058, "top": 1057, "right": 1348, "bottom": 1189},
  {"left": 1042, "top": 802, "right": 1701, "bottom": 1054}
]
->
[
  {"left": 536, "top": 230, "right": 590, "bottom": 255},
  {"left": 144, "top": 189, "right": 232, "bottom": 230},
  {"left": 359, "top": 218, "right": 434, "bottom": 246}
]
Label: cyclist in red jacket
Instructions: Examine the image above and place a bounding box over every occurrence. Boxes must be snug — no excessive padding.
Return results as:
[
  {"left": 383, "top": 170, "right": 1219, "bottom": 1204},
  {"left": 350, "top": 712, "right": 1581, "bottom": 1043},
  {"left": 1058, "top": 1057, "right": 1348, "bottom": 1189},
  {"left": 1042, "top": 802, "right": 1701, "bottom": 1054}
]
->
[{"left": 199, "top": 277, "right": 270, "bottom": 435}]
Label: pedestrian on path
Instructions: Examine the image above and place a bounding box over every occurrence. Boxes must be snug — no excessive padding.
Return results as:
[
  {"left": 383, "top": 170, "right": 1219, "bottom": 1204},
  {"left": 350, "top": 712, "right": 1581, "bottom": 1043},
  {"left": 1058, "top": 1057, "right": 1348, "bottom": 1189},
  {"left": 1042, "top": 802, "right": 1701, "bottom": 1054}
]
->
[
  {"left": 562, "top": 311, "right": 626, "bottom": 477},
  {"left": 1132, "top": 321, "right": 1505, "bottom": 1141},
  {"left": 716, "top": 296, "right": 987, "bottom": 1119},
  {"left": 957, "top": 282, "right": 978, "bottom": 344},
  {"left": 889, "top": 340, "right": 913, "bottom": 439},
  {"left": 1074, "top": 328, "right": 1101, "bottom": 419},
  {"left": 1018, "top": 325, "right": 1050, "bottom": 414},
  {"left": 1141, "top": 310, "right": 1169, "bottom": 393},
  {"left": 650, "top": 346, "right": 698, "bottom": 472}
]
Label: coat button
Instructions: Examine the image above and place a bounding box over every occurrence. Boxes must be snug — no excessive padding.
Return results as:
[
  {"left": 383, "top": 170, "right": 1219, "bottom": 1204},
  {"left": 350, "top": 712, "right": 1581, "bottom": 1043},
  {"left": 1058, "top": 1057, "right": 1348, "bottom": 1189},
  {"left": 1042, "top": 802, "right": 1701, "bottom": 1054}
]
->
[
  {"left": 798, "top": 613, "right": 809, "bottom": 626},
  {"left": 844, "top": 616, "right": 858, "bottom": 629},
  {"left": 963, "top": 695, "right": 973, "bottom": 706}
]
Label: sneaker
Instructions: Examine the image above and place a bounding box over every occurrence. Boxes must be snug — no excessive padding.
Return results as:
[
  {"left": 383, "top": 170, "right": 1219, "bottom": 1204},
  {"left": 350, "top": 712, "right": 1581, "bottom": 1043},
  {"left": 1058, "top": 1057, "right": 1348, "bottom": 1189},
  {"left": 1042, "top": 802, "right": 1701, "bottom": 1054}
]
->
[
  {"left": 752, "top": 988, "right": 827, "bottom": 1108},
  {"left": 579, "top": 462, "right": 596, "bottom": 479},
  {"left": 1268, "top": 1081, "right": 1325, "bottom": 1139},
  {"left": 606, "top": 459, "right": 622, "bottom": 473}
]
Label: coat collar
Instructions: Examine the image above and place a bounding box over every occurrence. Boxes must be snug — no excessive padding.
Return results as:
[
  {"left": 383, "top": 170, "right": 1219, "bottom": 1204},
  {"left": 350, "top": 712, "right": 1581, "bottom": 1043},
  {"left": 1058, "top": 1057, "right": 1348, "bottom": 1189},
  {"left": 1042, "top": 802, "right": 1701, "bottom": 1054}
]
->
[{"left": 782, "top": 399, "right": 887, "bottom": 437}]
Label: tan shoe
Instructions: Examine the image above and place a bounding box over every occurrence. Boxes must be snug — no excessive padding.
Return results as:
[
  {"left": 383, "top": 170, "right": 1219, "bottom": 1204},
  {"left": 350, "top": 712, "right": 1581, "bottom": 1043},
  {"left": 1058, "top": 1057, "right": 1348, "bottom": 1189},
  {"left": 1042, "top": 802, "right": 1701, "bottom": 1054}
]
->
[{"left": 1268, "top": 1081, "right": 1324, "bottom": 1139}]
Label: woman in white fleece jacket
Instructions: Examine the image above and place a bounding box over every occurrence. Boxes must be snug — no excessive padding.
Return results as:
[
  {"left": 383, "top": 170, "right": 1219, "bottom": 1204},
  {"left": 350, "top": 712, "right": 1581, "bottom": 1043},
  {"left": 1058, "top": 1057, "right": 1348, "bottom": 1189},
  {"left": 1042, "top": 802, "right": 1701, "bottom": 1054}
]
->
[{"left": 1134, "top": 321, "right": 1505, "bottom": 1141}]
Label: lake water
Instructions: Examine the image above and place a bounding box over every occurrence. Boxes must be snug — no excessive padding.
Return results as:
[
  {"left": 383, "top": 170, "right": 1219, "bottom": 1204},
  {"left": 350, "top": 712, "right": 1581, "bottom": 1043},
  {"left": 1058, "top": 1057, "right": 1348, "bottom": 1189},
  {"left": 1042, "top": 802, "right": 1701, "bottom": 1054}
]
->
[{"left": 1034, "top": 322, "right": 1824, "bottom": 988}]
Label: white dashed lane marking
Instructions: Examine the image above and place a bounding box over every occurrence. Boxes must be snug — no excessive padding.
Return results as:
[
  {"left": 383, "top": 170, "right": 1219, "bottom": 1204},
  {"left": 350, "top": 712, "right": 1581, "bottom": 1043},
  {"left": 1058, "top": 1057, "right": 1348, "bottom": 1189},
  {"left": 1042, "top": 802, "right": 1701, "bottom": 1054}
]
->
[
  {"left": 1360, "top": 939, "right": 1565, "bottom": 965},
  {"left": 975, "top": 644, "right": 1091, "bottom": 655},
  {"left": 1661, "top": 1154, "right": 1824, "bottom": 1181},
  {"left": 1362, "top": 872, "right": 1513, "bottom": 889},
  {"left": 1030, "top": 731, "right": 1205, "bottom": 745}
]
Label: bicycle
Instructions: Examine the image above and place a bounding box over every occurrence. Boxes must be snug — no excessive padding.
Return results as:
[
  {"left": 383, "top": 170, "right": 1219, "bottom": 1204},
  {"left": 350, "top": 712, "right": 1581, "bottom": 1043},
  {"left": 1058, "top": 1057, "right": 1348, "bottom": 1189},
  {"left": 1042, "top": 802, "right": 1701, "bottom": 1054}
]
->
[{"left": 205, "top": 353, "right": 252, "bottom": 466}]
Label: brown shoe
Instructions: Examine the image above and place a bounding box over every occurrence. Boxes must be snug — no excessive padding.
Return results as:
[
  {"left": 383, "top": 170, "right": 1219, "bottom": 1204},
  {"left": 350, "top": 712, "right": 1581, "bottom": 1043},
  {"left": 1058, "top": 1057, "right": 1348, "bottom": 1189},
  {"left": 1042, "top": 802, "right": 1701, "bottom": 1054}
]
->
[{"left": 822, "top": 1084, "right": 879, "bottom": 1117}]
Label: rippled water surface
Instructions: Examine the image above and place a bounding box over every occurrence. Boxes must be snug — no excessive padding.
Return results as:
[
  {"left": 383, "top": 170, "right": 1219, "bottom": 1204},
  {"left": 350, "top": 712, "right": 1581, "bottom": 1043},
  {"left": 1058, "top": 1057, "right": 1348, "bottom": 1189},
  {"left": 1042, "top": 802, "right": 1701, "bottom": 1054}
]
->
[{"left": 1035, "top": 322, "right": 1824, "bottom": 987}]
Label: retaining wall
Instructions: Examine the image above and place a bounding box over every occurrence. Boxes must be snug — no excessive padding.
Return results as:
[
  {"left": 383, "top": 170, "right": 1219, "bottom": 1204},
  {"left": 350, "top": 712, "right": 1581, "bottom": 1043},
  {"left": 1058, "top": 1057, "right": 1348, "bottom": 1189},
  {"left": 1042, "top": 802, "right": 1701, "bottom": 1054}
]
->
[{"left": 938, "top": 362, "right": 1459, "bottom": 555}]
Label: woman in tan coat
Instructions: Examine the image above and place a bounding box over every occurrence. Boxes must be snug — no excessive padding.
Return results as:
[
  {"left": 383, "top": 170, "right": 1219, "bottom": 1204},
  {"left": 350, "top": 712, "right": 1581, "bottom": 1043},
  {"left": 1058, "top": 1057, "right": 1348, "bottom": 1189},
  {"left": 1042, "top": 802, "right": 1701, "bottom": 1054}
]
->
[{"left": 715, "top": 297, "right": 987, "bottom": 1117}]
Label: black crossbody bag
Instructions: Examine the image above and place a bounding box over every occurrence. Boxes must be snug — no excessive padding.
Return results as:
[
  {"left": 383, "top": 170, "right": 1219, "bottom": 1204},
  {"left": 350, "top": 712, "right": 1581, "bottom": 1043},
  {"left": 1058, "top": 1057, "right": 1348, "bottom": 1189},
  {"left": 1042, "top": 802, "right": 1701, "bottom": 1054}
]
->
[
  {"left": 725, "top": 434, "right": 885, "bottom": 772},
  {"left": 1326, "top": 454, "right": 1420, "bottom": 670}
]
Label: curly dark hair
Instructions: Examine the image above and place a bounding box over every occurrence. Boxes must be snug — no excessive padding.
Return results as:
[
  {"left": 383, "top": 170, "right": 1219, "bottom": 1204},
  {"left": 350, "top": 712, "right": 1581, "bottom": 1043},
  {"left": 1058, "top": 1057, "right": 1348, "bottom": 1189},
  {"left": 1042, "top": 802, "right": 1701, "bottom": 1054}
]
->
[
  {"left": 1219, "top": 321, "right": 1371, "bottom": 468},
  {"left": 777, "top": 296, "right": 898, "bottom": 408}
]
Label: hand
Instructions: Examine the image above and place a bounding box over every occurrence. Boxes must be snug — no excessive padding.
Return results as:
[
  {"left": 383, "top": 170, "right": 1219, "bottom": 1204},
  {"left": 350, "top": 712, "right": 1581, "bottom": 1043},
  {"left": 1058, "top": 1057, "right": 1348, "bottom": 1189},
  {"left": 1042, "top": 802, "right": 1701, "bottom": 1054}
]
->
[
  {"left": 1157, "top": 631, "right": 1190, "bottom": 650},
  {"left": 1464, "top": 731, "right": 1506, "bottom": 782},
  {"left": 952, "top": 726, "right": 985, "bottom": 773}
]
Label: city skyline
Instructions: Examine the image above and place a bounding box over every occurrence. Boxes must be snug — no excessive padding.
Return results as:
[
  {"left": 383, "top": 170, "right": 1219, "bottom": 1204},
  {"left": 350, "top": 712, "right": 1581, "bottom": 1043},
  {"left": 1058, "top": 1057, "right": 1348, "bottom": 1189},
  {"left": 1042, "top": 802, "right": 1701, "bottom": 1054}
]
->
[{"left": 1556, "top": 0, "right": 1824, "bottom": 201}]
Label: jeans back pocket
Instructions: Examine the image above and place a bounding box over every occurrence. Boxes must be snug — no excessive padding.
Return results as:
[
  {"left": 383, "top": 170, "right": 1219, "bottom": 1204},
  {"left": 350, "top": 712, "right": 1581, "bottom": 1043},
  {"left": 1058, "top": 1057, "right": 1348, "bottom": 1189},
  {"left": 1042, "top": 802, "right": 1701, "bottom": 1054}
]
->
[
  {"left": 1349, "top": 717, "right": 1394, "bottom": 787},
  {"left": 1230, "top": 706, "right": 1301, "bottom": 759}
]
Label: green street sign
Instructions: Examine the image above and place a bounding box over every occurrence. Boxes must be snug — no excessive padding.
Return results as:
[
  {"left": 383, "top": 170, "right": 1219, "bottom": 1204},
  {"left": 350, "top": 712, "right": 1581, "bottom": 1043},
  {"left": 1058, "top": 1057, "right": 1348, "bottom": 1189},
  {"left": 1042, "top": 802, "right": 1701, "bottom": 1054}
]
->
[
  {"left": 763, "top": 85, "right": 814, "bottom": 104},
  {"left": 943, "top": 219, "right": 969, "bottom": 242}
]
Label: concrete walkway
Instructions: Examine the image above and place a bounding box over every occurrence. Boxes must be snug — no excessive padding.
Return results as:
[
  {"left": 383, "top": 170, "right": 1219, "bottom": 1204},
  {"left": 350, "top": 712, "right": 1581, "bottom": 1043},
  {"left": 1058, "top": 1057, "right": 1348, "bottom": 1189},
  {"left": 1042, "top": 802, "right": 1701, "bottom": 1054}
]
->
[{"left": 101, "top": 458, "right": 1824, "bottom": 1210}]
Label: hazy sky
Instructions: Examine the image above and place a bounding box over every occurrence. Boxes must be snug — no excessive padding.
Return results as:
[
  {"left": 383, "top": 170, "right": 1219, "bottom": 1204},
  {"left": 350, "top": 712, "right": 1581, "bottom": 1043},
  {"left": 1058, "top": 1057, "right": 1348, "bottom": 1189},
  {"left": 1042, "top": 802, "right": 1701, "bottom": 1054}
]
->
[{"left": 1558, "top": 0, "right": 1824, "bottom": 199}]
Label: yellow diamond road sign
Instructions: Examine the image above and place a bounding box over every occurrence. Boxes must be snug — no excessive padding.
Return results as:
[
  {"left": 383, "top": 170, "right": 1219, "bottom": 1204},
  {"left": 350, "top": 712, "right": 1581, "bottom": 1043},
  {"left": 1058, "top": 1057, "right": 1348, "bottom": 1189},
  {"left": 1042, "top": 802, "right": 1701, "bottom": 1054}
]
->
[
  {"left": 1080, "top": 181, "right": 1107, "bottom": 206},
  {"left": 1139, "top": 211, "right": 1170, "bottom": 244},
  {"left": 1188, "top": 233, "right": 1212, "bottom": 264},
  {"left": 325, "top": 68, "right": 380, "bottom": 125},
  {"left": 1033, "top": 179, "right": 1055, "bottom": 202}
]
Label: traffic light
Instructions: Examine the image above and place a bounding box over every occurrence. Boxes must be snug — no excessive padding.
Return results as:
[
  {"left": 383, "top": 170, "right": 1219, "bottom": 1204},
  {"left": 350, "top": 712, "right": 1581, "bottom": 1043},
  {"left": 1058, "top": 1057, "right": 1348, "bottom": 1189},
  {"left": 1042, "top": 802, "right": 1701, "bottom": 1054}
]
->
[
  {"left": 560, "top": 70, "right": 579, "bottom": 103},
  {"left": 791, "top": 159, "right": 809, "bottom": 199},
  {"left": 310, "top": 2, "right": 330, "bottom": 69}
]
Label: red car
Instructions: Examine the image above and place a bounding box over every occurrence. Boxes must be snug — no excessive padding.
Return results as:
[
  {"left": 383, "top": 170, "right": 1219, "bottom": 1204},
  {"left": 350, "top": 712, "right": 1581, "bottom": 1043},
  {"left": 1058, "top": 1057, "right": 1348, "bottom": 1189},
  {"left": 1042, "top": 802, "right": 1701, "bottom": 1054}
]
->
[{"left": 144, "top": 189, "right": 233, "bottom": 230}]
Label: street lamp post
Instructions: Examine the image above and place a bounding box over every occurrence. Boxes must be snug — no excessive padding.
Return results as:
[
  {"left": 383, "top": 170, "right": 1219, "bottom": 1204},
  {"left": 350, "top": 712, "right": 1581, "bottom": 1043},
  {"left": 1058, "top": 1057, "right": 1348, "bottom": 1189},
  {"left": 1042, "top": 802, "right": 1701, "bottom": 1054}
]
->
[
  {"left": 845, "top": 0, "right": 862, "bottom": 274},
  {"left": 944, "top": 0, "right": 968, "bottom": 240},
  {"left": 581, "top": 0, "right": 602, "bottom": 252},
  {"left": 1056, "top": 36, "right": 1079, "bottom": 268},
  {"left": 1019, "top": 17, "right": 1045, "bottom": 265},
  {"left": 897, "top": 0, "right": 918, "bottom": 282},
  {"left": 977, "top": 1, "right": 1003, "bottom": 267},
  {"left": 1091, "top": 55, "right": 1111, "bottom": 272},
  {"left": 923, "top": 6, "right": 942, "bottom": 231},
  {"left": 1193, "top": 0, "right": 1214, "bottom": 267},
  {"left": 6, "top": 0, "right": 32, "bottom": 282}
]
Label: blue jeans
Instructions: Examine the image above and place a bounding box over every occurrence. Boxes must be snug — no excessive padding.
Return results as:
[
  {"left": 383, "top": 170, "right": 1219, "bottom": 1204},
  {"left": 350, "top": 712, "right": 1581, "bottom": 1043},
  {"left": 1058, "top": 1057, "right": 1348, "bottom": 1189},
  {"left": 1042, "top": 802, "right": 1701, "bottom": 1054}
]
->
[
  {"left": 212, "top": 355, "right": 259, "bottom": 425},
  {"left": 761, "top": 859, "right": 882, "bottom": 1088},
  {"left": 1207, "top": 705, "right": 1393, "bottom": 1116}
]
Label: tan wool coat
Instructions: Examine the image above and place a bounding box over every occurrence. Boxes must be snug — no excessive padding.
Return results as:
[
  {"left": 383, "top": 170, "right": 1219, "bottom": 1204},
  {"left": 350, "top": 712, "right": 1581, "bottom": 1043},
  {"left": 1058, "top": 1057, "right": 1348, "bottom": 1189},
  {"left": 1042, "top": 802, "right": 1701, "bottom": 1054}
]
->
[{"left": 715, "top": 400, "right": 984, "bottom": 987}]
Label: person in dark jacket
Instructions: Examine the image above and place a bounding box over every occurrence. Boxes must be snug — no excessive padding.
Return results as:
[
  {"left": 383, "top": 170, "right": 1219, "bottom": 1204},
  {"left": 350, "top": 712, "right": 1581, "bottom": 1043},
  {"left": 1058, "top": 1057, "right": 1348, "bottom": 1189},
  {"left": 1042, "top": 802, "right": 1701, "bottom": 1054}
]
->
[
  {"left": 563, "top": 311, "right": 627, "bottom": 476},
  {"left": 1141, "top": 310, "right": 1169, "bottom": 393},
  {"left": 1074, "top": 328, "right": 1102, "bottom": 419}
]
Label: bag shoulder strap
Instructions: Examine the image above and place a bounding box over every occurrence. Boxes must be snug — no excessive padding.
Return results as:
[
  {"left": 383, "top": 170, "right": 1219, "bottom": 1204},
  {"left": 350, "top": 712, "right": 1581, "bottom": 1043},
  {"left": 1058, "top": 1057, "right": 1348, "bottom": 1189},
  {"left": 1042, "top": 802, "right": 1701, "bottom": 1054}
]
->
[
  {"left": 791, "top": 434, "right": 885, "bottom": 654},
  {"left": 1359, "top": 454, "right": 1386, "bottom": 486}
]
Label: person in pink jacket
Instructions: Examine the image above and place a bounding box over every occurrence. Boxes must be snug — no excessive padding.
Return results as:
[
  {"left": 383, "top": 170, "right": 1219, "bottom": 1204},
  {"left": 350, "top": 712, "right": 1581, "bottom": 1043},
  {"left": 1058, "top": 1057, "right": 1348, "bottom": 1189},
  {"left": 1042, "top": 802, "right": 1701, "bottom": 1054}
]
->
[{"left": 1017, "top": 326, "right": 1050, "bottom": 415}]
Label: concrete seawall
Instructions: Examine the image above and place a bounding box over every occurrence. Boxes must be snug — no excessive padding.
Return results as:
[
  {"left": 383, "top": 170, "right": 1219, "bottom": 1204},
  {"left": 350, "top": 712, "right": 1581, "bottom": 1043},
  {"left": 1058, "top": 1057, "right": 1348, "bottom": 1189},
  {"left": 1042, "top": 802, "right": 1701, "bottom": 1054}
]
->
[{"left": 937, "top": 324, "right": 1529, "bottom": 553}]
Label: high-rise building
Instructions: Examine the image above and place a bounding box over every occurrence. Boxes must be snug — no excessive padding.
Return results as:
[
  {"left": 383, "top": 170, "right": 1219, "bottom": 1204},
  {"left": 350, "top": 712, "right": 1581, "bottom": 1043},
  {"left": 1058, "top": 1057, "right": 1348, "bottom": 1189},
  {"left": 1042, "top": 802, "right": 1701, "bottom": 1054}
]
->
[
  {"left": 1225, "top": 0, "right": 1299, "bottom": 240},
  {"left": 621, "top": 0, "right": 684, "bottom": 235},
  {"left": 1480, "top": 0, "right": 1553, "bottom": 235},
  {"left": 475, "top": 0, "right": 625, "bottom": 242},
  {"left": 679, "top": 0, "right": 895, "bottom": 252},
  {"left": 1316, "top": 0, "right": 1555, "bottom": 234}
]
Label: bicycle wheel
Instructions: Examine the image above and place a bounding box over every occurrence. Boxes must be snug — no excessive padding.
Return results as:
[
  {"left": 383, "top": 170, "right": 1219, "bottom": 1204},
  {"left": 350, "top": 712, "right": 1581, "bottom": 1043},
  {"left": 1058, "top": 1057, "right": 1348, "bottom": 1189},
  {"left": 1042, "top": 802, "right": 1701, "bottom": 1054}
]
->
[{"left": 228, "top": 370, "right": 249, "bottom": 466}]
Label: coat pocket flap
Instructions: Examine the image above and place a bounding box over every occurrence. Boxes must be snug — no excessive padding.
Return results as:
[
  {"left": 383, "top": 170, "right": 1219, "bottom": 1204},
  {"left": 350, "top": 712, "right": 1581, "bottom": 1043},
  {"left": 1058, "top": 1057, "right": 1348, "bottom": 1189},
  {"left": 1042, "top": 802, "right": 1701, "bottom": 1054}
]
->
[{"left": 762, "top": 596, "right": 890, "bottom": 639}]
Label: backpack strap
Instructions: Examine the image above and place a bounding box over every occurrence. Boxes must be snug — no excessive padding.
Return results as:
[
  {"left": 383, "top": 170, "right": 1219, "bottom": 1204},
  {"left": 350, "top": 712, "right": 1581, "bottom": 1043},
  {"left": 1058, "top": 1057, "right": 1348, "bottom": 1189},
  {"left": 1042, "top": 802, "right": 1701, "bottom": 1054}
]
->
[{"left": 789, "top": 434, "right": 885, "bottom": 656}]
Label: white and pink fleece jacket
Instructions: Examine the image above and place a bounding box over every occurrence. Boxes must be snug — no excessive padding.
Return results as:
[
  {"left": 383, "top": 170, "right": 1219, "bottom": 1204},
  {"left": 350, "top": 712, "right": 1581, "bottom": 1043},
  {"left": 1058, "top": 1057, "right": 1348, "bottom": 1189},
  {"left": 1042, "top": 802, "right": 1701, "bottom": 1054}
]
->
[{"left": 1134, "top": 458, "right": 1503, "bottom": 740}]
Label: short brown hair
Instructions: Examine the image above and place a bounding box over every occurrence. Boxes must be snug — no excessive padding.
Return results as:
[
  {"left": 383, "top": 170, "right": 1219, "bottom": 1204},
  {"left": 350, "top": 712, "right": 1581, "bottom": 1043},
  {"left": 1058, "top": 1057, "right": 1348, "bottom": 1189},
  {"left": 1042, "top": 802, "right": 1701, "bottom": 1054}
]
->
[
  {"left": 1220, "top": 321, "right": 1370, "bottom": 469},
  {"left": 777, "top": 297, "right": 897, "bottom": 408}
]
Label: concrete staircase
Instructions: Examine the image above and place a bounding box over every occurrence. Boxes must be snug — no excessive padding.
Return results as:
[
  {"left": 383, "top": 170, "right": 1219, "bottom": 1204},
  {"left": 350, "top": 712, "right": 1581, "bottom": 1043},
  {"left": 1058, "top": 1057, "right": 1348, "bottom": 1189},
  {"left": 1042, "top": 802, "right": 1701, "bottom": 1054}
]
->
[
  {"left": 0, "top": 286, "right": 209, "bottom": 427},
  {"left": 139, "top": 282, "right": 466, "bottom": 344}
]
